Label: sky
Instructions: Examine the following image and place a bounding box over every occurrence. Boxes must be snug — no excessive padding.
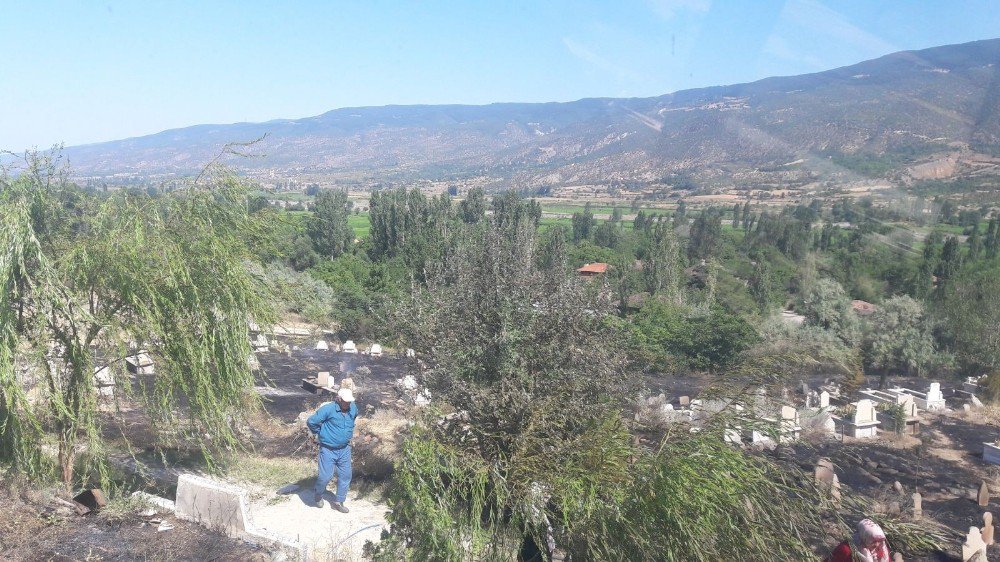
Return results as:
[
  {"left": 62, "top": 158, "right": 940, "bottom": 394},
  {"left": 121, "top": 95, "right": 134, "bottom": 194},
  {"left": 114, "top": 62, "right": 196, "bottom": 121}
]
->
[{"left": 1, "top": 1, "right": 998, "bottom": 150}]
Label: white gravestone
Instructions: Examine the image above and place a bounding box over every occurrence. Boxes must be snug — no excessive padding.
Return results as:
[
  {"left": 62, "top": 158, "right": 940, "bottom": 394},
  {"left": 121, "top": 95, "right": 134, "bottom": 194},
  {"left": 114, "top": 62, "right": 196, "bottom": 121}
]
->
[
  {"left": 317, "top": 372, "right": 332, "bottom": 388},
  {"left": 779, "top": 405, "right": 801, "bottom": 442},
  {"left": 962, "top": 526, "right": 988, "bottom": 561},
  {"left": 342, "top": 340, "right": 358, "bottom": 354},
  {"left": 94, "top": 365, "right": 115, "bottom": 398},
  {"left": 175, "top": 474, "right": 251, "bottom": 539},
  {"left": 125, "top": 352, "right": 155, "bottom": 375},
  {"left": 315, "top": 340, "right": 329, "bottom": 351}
]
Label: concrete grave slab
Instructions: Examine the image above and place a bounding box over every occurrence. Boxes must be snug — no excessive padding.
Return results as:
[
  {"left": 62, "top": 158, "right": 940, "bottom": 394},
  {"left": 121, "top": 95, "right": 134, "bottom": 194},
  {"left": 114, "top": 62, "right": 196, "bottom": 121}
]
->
[{"left": 175, "top": 474, "right": 251, "bottom": 538}]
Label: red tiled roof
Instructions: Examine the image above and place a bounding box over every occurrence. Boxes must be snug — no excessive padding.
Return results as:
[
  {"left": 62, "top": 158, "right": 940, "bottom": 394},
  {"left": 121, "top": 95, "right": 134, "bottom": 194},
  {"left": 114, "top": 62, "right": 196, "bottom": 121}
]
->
[{"left": 577, "top": 262, "right": 609, "bottom": 274}]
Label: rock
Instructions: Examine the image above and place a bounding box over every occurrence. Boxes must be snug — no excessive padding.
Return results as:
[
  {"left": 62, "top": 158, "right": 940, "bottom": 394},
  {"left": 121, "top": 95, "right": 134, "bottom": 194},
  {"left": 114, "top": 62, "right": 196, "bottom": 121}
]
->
[
  {"left": 894, "top": 481, "right": 904, "bottom": 493},
  {"left": 72, "top": 489, "right": 107, "bottom": 513}
]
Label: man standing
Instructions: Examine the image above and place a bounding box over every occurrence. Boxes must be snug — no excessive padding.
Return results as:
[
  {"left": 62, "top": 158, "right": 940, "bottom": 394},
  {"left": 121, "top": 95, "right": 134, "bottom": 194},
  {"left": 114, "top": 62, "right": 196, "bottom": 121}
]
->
[{"left": 307, "top": 387, "right": 357, "bottom": 513}]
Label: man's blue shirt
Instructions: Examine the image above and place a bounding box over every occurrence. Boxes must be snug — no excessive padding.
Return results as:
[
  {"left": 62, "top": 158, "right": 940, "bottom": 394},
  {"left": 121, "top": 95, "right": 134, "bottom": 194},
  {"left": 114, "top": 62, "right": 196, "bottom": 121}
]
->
[{"left": 307, "top": 401, "right": 358, "bottom": 449}]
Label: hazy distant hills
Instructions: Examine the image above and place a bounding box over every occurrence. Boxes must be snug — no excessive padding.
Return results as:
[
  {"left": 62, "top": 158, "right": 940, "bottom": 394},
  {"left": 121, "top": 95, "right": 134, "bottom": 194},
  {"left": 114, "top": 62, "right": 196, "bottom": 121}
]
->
[{"left": 60, "top": 38, "right": 1000, "bottom": 191}]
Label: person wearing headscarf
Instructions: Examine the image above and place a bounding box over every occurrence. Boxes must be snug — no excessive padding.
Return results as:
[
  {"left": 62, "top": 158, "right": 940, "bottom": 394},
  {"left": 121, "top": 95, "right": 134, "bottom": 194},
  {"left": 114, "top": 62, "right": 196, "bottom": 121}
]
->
[{"left": 826, "top": 518, "right": 891, "bottom": 562}]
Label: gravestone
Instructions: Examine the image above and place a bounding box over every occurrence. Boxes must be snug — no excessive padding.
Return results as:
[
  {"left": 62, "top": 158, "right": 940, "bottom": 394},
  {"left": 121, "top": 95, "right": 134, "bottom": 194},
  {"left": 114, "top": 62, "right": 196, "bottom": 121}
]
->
[
  {"left": 125, "top": 352, "right": 155, "bottom": 375},
  {"left": 94, "top": 365, "right": 115, "bottom": 398},
  {"left": 679, "top": 396, "right": 690, "bottom": 407},
  {"left": 251, "top": 334, "right": 269, "bottom": 353},
  {"left": 963, "top": 526, "right": 988, "bottom": 561},
  {"left": 979, "top": 481, "right": 990, "bottom": 507},
  {"left": 315, "top": 340, "right": 329, "bottom": 351},
  {"left": 815, "top": 458, "right": 835, "bottom": 486},
  {"left": 175, "top": 474, "right": 250, "bottom": 538},
  {"left": 819, "top": 391, "right": 830, "bottom": 408},
  {"left": 369, "top": 343, "right": 383, "bottom": 357},
  {"left": 316, "top": 372, "right": 331, "bottom": 388},
  {"left": 342, "top": 340, "right": 358, "bottom": 354},
  {"left": 841, "top": 399, "right": 880, "bottom": 438},
  {"left": 801, "top": 382, "right": 810, "bottom": 396},
  {"left": 779, "top": 405, "right": 801, "bottom": 442},
  {"left": 831, "top": 473, "right": 841, "bottom": 505},
  {"left": 983, "top": 512, "right": 995, "bottom": 546},
  {"left": 912, "top": 492, "right": 922, "bottom": 520},
  {"left": 894, "top": 481, "right": 903, "bottom": 493},
  {"left": 926, "top": 382, "right": 944, "bottom": 408}
]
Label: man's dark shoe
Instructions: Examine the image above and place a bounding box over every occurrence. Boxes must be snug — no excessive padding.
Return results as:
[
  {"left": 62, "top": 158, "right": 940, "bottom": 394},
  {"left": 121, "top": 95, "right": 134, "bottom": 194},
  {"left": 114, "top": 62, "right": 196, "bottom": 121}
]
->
[
  {"left": 312, "top": 494, "right": 324, "bottom": 508},
  {"left": 331, "top": 501, "right": 350, "bottom": 513}
]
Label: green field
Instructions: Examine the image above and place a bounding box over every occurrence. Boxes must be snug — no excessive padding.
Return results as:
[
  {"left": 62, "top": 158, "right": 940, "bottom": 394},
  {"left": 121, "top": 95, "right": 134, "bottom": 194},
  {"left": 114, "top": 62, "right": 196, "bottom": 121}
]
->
[
  {"left": 540, "top": 203, "right": 672, "bottom": 217},
  {"left": 349, "top": 213, "right": 371, "bottom": 238}
]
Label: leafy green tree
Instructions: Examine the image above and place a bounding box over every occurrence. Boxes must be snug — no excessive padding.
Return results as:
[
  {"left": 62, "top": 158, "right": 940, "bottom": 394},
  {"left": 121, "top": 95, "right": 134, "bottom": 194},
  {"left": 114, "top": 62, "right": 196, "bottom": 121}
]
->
[
  {"left": 381, "top": 218, "right": 636, "bottom": 560},
  {"left": 935, "top": 236, "right": 963, "bottom": 288},
  {"left": 749, "top": 259, "right": 775, "bottom": 314},
  {"left": 594, "top": 217, "right": 624, "bottom": 249},
  {"left": 937, "top": 263, "right": 1000, "bottom": 374},
  {"left": 866, "top": 296, "right": 937, "bottom": 377},
  {"left": 631, "top": 301, "right": 759, "bottom": 372},
  {"left": 1, "top": 155, "right": 273, "bottom": 486},
  {"left": 801, "top": 278, "right": 861, "bottom": 346},
  {"left": 459, "top": 187, "right": 486, "bottom": 224},
  {"left": 536, "top": 225, "right": 569, "bottom": 273},
  {"left": 571, "top": 202, "right": 595, "bottom": 242},
  {"left": 968, "top": 225, "right": 983, "bottom": 261},
  {"left": 643, "top": 220, "right": 682, "bottom": 301},
  {"left": 687, "top": 210, "right": 722, "bottom": 262},
  {"left": 307, "top": 189, "right": 353, "bottom": 259}
]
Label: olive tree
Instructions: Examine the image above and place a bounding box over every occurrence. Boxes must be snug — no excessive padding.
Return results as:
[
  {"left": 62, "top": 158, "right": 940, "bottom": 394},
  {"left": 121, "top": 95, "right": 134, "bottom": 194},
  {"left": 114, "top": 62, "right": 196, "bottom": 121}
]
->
[{"left": 0, "top": 154, "right": 274, "bottom": 486}]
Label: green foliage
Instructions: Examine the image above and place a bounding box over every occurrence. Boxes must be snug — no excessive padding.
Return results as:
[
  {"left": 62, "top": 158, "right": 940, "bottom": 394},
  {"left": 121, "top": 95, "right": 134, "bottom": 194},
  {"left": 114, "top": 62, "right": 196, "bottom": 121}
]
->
[
  {"left": 379, "top": 218, "right": 638, "bottom": 559},
  {"left": 584, "top": 432, "right": 827, "bottom": 561},
  {"left": 0, "top": 153, "right": 274, "bottom": 485},
  {"left": 258, "top": 263, "right": 337, "bottom": 324},
  {"left": 800, "top": 278, "right": 861, "bottom": 346},
  {"left": 571, "top": 202, "right": 595, "bottom": 242},
  {"left": 936, "top": 260, "right": 1000, "bottom": 373},
  {"left": 865, "top": 295, "right": 939, "bottom": 377},
  {"left": 308, "top": 252, "right": 404, "bottom": 337},
  {"left": 307, "top": 189, "right": 353, "bottom": 259},
  {"left": 630, "top": 300, "right": 760, "bottom": 372}
]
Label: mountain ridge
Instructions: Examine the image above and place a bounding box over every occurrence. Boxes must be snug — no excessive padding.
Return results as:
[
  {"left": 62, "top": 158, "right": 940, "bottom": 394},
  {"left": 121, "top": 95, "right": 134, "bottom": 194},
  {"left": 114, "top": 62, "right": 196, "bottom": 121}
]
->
[{"left": 57, "top": 38, "right": 1000, "bottom": 192}]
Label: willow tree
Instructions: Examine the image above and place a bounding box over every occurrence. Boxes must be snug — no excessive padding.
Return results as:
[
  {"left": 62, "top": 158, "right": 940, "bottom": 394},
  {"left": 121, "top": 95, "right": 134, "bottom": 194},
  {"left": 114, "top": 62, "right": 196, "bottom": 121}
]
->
[{"left": 0, "top": 153, "right": 274, "bottom": 487}]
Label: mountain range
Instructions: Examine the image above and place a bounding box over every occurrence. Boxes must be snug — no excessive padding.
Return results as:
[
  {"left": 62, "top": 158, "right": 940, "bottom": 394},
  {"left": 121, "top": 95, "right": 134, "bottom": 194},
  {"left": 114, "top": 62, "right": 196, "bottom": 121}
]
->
[{"left": 59, "top": 38, "right": 1000, "bottom": 192}]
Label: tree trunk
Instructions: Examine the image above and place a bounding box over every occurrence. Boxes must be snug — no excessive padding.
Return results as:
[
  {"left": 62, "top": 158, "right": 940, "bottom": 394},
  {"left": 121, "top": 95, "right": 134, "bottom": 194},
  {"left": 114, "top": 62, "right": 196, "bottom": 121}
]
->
[{"left": 58, "top": 436, "right": 75, "bottom": 490}]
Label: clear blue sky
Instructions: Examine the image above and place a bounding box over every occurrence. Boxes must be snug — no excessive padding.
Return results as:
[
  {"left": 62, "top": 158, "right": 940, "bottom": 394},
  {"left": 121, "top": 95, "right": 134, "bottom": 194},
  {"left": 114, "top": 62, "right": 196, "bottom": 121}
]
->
[{"left": 1, "top": 1, "right": 997, "bottom": 150}]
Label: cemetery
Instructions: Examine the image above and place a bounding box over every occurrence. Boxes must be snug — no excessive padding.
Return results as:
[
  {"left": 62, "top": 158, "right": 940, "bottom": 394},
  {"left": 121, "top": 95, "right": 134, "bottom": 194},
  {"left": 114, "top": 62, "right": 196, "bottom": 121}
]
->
[
  {"left": 634, "top": 372, "right": 1000, "bottom": 561},
  {"left": 13, "top": 321, "right": 1000, "bottom": 561}
]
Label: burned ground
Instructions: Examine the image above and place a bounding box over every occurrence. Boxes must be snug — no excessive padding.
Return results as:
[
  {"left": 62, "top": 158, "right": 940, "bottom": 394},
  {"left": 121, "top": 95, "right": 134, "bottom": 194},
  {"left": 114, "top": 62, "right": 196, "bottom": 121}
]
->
[{"left": 0, "top": 487, "right": 268, "bottom": 562}]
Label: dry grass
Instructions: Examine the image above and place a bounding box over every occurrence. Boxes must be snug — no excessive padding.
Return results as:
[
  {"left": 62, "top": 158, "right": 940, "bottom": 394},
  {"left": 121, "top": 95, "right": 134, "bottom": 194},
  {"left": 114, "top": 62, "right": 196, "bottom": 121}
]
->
[
  {"left": 975, "top": 404, "right": 1000, "bottom": 428},
  {"left": 354, "top": 408, "right": 409, "bottom": 479},
  {"left": 222, "top": 454, "right": 315, "bottom": 491}
]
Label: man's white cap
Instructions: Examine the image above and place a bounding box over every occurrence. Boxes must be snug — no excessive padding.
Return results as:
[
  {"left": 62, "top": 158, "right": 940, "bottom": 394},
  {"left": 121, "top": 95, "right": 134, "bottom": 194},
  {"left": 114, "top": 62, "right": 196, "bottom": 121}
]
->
[{"left": 337, "top": 388, "right": 355, "bottom": 402}]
